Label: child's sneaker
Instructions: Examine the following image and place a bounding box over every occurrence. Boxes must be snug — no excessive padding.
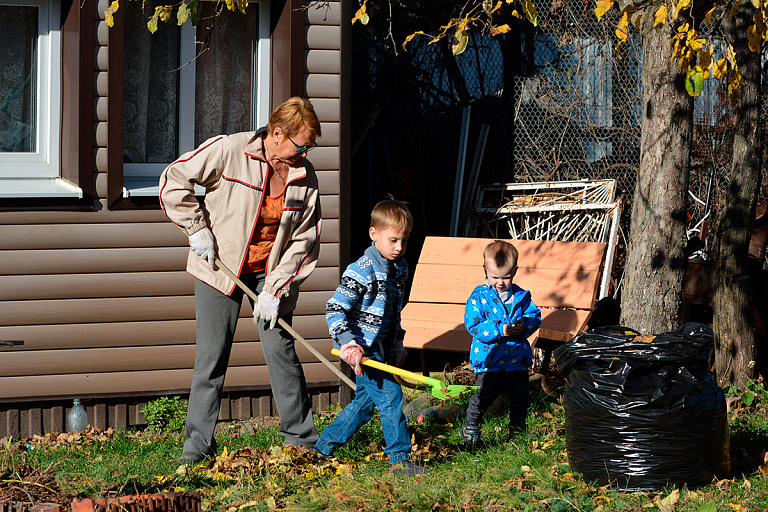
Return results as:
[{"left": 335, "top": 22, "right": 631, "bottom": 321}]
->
[
  {"left": 459, "top": 420, "right": 482, "bottom": 445},
  {"left": 389, "top": 460, "right": 429, "bottom": 475}
]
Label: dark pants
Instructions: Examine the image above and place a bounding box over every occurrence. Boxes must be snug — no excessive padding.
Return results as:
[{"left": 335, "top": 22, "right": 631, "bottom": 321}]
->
[
  {"left": 182, "top": 274, "right": 318, "bottom": 457},
  {"left": 466, "top": 370, "right": 530, "bottom": 430}
]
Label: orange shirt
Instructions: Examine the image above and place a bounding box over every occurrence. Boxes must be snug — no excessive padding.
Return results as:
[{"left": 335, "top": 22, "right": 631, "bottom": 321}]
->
[{"left": 242, "top": 190, "right": 285, "bottom": 274}]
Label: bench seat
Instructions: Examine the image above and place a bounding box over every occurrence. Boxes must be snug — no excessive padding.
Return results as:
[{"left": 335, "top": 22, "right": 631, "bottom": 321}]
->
[{"left": 401, "top": 237, "right": 608, "bottom": 368}]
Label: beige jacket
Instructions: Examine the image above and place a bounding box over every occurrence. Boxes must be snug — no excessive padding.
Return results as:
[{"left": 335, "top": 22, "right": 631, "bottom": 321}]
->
[{"left": 159, "top": 131, "right": 322, "bottom": 314}]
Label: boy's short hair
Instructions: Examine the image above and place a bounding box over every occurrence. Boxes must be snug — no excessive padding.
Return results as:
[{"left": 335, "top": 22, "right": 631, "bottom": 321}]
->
[
  {"left": 371, "top": 198, "right": 413, "bottom": 235},
  {"left": 483, "top": 240, "right": 519, "bottom": 269}
]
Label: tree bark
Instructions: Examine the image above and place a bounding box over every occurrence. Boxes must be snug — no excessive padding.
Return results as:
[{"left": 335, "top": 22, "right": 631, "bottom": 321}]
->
[
  {"left": 621, "top": 16, "right": 693, "bottom": 333},
  {"left": 714, "top": 2, "right": 761, "bottom": 389}
]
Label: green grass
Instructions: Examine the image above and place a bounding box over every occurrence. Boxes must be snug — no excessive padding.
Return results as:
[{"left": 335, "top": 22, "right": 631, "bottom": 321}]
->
[{"left": 2, "top": 387, "right": 768, "bottom": 512}]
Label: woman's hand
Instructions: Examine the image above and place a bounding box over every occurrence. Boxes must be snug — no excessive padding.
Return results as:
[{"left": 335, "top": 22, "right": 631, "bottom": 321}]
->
[
  {"left": 340, "top": 341, "right": 365, "bottom": 376},
  {"left": 254, "top": 291, "right": 280, "bottom": 329},
  {"left": 189, "top": 227, "right": 216, "bottom": 269}
]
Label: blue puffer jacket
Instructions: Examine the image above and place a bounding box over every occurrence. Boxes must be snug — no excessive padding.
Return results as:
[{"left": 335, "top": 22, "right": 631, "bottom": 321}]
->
[{"left": 464, "top": 283, "right": 542, "bottom": 373}]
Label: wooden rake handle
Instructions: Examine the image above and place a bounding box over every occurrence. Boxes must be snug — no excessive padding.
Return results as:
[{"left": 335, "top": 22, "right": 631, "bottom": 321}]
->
[{"left": 214, "top": 258, "right": 357, "bottom": 390}]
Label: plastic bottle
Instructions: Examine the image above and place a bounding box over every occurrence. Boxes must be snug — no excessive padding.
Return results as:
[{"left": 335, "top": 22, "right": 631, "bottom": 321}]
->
[{"left": 67, "top": 398, "right": 88, "bottom": 432}]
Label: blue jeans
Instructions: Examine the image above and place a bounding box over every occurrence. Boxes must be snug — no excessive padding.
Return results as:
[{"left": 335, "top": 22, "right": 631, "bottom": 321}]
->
[{"left": 314, "top": 364, "right": 412, "bottom": 464}]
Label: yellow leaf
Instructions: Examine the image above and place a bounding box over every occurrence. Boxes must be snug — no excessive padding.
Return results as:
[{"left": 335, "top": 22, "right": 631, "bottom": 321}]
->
[
  {"left": 727, "top": 0, "right": 741, "bottom": 21},
  {"left": 511, "top": 9, "right": 523, "bottom": 18},
  {"left": 615, "top": 11, "right": 629, "bottom": 42},
  {"left": 689, "top": 37, "right": 707, "bottom": 51},
  {"left": 712, "top": 58, "right": 728, "bottom": 79},
  {"left": 236, "top": 0, "right": 247, "bottom": 15},
  {"left": 654, "top": 5, "right": 667, "bottom": 27},
  {"left": 670, "top": 2, "right": 679, "bottom": 20},
  {"left": 402, "top": 30, "right": 426, "bottom": 51},
  {"left": 748, "top": 24, "right": 762, "bottom": 52},
  {"left": 225, "top": 0, "right": 235, "bottom": 10},
  {"left": 452, "top": 27, "right": 469, "bottom": 55},
  {"left": 522, "top": 0, "right": 538, "bottom": 26},
  {"left": 352, "top": 1, "right": 367, "bottom": 24},
  {"left": 594, "top": 0, "right": 614, "bottom": 21},
  {"left": 490, "top": 1, "right": 504, "bottom": 15},
  {"left": 705, "top": 6, "right": 717, "bottom": 25},
  {"left": 490, "top": 24, "right": 512, "bottom": 36},
  {"left": 104, "top": 0, "right": 119, "bottom": 28},
  {"left": 676, "top": 0, "right": 692, "bottom": 11},
  {"left": 751, "top": 0, "right": 761, "bottom": 8},
  {"left": 726, "top": 43, "right": 737, "bottom": 66}
]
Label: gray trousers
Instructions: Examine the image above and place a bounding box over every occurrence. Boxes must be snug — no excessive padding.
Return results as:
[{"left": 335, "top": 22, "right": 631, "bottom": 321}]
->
[{"left": 182, "top": 274, "right": 319, "bottom": 457}]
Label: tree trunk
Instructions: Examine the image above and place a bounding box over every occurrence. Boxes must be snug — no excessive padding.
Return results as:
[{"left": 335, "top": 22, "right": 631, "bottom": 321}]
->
[
  {"left": 621, "top": 16, "right": 693, "bottom": 333},
  {"left": 714, "top": 2, "right": 761, "bottom": 389}
]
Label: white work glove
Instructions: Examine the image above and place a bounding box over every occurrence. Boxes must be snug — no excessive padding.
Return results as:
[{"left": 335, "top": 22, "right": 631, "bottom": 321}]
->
[
  {"left": 254, "top": 291, "right": 280, "bottom": 330},
  {"left": 340, "top": 340, "right": 365, "bottom": 376},
  {"left": 189, "top": 227, "right": 216, "bottom": 269}
]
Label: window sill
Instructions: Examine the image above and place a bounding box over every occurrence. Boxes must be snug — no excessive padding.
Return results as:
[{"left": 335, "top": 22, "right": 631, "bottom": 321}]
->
[
  {"left": 122, "top": 177, "right": 205, "bottom": 198},
  {"left": 0, "top": 178, "right": 83, "bottom": 199}
]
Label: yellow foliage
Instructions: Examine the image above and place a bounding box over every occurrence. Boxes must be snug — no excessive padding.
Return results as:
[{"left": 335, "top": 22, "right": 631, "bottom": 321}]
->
[
  {"left": 727, "top": 0, "right": 741, "bottom": 21},
  {"left": 615, "top": 11, "right": 629, "bottom": 46},
  {"left": 594, "top": 0, "right": 614, "bottom": 21},
  {"left": 490, "top": 24, "right": 512, "bottom": 35},
  {"left": 676, "top": 0, "right": 692, "bottom": 11},
  {"left": 352, "top": 1, "right": 368, "bottom": 25},
  {"left": 511, "top": 9, "right": 523, "bottom": 18},
  {"left": 104, "top": 0, "right": 119, "bottom": 28},
  {"left": 522, "top": 0, "right": 538, "bottom": 26},
  {"left": 712, "top": 58, "right": 728, "bottom": 79},
  {"left": 705, "top": 6, "right": 717, "bottom": 25},
  {"left": 748, "top": 24, "right": 762, "bottom": 52},
  {"left": 654, "top": 5, "right": 667, "bottom": 28},
  {"left": 452, "top": 27, "right": 470, "bottom": 55}
]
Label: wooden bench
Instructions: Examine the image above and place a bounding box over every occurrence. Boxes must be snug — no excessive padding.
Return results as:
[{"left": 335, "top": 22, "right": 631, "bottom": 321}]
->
[{"left": 401, "top": 236, "right": 608, "bottom": 373}]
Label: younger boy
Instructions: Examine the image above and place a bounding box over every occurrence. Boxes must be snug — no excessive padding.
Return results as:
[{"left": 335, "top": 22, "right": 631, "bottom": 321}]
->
[
  {"left": 461, "top": 240, "right": 542, "bottom": 445},
  {"left": 313, "top": 199, "right": 427, "bottom": 475}
]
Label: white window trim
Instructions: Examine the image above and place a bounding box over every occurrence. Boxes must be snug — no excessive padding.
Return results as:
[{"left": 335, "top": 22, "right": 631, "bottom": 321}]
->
[
  {"left": 123, "top": 0, "right": 271, "bottom": 198},
  {"left": 0, "top": 0, "right": 80, "bottom": 198}
]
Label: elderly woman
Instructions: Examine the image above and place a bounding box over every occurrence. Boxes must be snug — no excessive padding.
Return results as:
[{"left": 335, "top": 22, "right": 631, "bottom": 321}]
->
[{"left": 160, "top": 97, "right": 322, "bottom": 463}]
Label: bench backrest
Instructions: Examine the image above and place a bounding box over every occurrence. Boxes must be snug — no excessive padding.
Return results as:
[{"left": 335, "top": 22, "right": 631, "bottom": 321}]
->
[{"left": 401, "top": 236, "right": 608, "bottom": 351}]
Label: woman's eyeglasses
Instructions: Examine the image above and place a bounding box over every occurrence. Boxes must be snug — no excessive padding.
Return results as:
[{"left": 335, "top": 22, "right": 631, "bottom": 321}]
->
[{"left": 287, "top": 136, "right": 318, "bottom": 154}]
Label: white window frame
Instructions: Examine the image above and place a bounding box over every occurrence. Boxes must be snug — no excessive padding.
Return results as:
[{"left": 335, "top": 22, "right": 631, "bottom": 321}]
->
[
  {"left": 0, "top": 0, "right": 81, "bottom": 198},
  {"left": 122, "top": 0, "right": 271, "bottom": 198}
]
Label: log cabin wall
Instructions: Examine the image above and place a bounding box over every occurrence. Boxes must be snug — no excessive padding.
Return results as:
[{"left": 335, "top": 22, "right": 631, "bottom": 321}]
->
[{"left": 0, "top": 0, "right": 349, "bottom": 439}]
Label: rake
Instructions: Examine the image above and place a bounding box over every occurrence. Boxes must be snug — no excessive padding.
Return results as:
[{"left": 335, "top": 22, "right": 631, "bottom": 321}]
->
[{"left": 331, "top": 348, "right": 479, "bottom": 401}]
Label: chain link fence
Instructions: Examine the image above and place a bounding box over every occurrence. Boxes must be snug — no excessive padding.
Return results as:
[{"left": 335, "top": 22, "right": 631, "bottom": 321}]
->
[{"left": 351, "top": 2, "right": 765, "bottom": 291}]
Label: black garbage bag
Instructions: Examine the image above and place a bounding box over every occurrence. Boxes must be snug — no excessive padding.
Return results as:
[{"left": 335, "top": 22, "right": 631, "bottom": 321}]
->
[{"left": 553, "top": 322, "right": 729, "bottom": 491}]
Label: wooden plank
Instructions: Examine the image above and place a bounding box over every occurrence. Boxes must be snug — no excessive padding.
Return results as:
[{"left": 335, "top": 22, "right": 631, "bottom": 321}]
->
[
  {"left": 0, "top": 339, "right": 335, "bottom": 377},
  {"left": 417, "top": 236, "right": 607, "bottom": 270},
  {"left": 308, "top": 149, "right": 340, "bottom": 173},
  {"left": 305, "top": 74, "right": 341, "bottom": 99},
  {"left": 305, "top": 25, "right": 341, "bottom": 49},
  {"left": 319, "top": 194, "right": 339, "bottom": 218},
  {"left": 305, "top": 49, "right": 340, "bottom": 74},
  {"left": 407, "top": 264, "right": 601, "bottom": 309},
  {"left": 2, "top": 242, "right": 339, "bottom": 275},
  {"left": 307, "top": 98, "right": 340, "bottom": 122},
  {"left": 0, "top": 223, "right": 187, "bottom": 250},
  {"left": 0, "top": 204, "right": 168, "bottom": 224},
  {"left": 0, "top": 291, "right": 333, "bottom": 326},
  {"left": 0, "top": 362, "right": 341, "bottom": 401},
  {"left": 0, "top": 315, "right": 329, "bottom": 350},
  {"left": 316, "top": 123, "right": 340, "bottom": 146},
  {"left": 401, "top": 305, "right": 590, "bottom": 351},
  {"left": 305, "top": 1, "right": 341, "bottom": 25}
]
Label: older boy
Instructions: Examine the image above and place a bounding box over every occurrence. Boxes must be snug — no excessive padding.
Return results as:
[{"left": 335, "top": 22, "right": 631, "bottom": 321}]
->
[
  {"left": 461, "top": 240, "right": 542, "bottom": 445},
  {"left": 312, "top": 199, "right": 427, "bottom": 475}
]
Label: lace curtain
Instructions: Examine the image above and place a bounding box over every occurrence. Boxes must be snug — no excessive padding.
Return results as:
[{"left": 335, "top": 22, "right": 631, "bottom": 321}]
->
[
  {"left": 123, "top": 3, "right": 257, "bottom": 163},
  {"left": 0, "top": 6, "right": 36, "bottom": 153}
]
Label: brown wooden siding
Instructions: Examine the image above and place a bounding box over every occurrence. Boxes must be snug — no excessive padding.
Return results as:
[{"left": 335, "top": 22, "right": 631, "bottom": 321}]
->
[{"left": 0, "top": 0, "right": 348, "bottom": 439}]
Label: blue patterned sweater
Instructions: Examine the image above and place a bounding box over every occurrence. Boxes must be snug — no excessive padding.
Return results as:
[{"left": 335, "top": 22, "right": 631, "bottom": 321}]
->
[
  {"left": 464, "top": 283, "right": 542, "bottom": 373},
  {"left": 326, "top": 243, "right": 408, "bottom": 355}
]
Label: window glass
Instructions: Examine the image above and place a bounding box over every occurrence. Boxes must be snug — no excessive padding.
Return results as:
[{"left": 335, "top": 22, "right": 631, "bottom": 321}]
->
[
  {"left": 0, "top": 6, "right": 37, "bottom": 153},
  {"left": 123, "top": 3, "right": 259, "bottom": 166}
]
